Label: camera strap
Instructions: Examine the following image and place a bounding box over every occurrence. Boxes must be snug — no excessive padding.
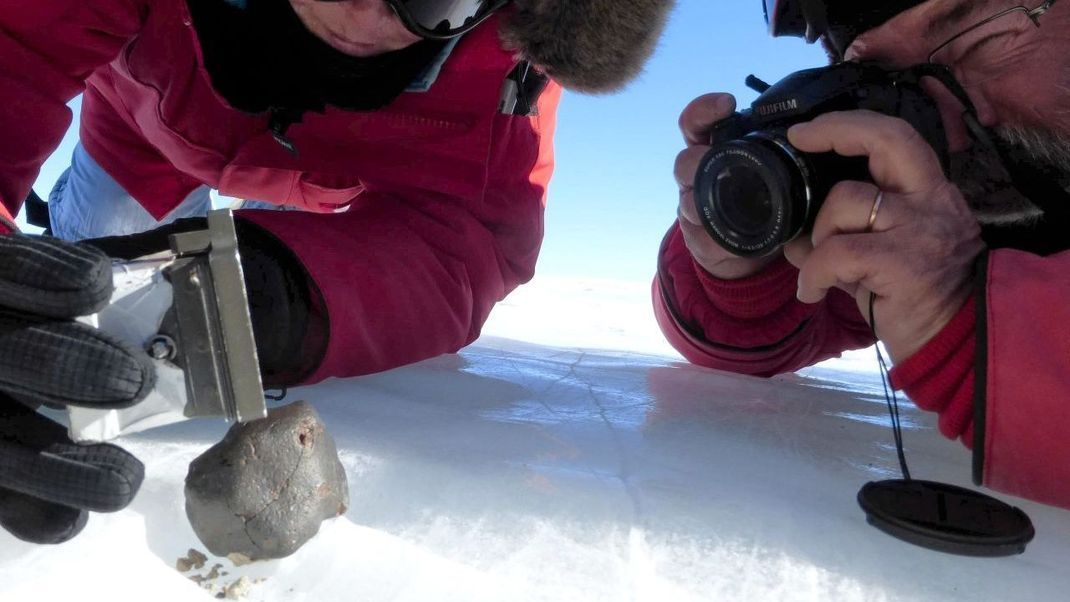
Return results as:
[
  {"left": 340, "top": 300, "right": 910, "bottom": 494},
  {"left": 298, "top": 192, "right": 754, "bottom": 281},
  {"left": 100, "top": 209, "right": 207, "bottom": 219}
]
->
[{"left": 857, "top": 293, "right": 1036, "bottom": 557}]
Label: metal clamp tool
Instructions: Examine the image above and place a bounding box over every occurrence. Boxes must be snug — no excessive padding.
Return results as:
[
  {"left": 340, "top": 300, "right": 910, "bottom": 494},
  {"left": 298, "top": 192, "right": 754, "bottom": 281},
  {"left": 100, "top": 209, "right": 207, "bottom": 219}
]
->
[{"left": 68, "top": 210, "right": 267, "bottom": 441}]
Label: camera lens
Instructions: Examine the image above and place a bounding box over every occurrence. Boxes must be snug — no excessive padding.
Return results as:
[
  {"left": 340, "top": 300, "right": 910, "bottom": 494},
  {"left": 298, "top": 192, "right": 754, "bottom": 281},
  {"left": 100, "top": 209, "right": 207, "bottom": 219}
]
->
[
  {"left": 693, "top": 133, "right": 811, "bottom": 257},
  {"left": 715, "top": 165, "right": 774, "bottom": 237}
]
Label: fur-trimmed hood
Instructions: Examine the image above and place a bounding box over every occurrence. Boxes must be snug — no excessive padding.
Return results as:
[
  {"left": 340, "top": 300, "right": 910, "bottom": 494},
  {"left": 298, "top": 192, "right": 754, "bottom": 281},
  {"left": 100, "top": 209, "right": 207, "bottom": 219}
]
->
[{"left": 499, "top": 0, "right": 676, "bottom": 93}]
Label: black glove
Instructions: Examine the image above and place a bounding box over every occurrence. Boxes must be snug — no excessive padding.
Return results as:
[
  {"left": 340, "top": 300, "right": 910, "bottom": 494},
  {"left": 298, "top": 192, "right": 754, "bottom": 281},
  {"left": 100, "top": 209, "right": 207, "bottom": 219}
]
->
[
  {"left": 0, "top": 218, "right": 323, "bottom": 545},
  {"left": 88, "top": 217, "right": 326, "bottom": 388},
  {"left": 0, "top": 234, "right": 152, "bottom": 544}
]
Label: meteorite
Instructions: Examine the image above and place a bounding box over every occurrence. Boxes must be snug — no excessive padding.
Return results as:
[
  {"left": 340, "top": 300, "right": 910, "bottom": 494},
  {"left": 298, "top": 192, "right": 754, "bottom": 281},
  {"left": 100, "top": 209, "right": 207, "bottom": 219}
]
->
[{"left": 185, "top": 401, "right": 348, "bottom": 560}]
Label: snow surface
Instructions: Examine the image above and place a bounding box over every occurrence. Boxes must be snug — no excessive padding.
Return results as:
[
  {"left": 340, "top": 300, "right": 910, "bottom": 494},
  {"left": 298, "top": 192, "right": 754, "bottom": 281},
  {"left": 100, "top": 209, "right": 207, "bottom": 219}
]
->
[{"left": 3, "top": 276, "right": 1070, "bottom": 602}]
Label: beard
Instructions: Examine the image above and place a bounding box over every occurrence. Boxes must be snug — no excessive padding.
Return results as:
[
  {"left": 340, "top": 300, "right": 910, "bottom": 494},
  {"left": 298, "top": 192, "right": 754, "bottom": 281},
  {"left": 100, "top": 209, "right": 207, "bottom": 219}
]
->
[
  {"left": 998, "top": 124, "right": 1070, "bottom": 172},
  {"left": 948, "top": 124, "right": 1070, "bottom": 225}
]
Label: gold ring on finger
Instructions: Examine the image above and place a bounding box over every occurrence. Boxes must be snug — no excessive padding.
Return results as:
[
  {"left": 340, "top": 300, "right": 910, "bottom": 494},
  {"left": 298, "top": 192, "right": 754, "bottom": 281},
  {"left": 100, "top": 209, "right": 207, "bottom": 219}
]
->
[{"left": 866, "top": 190, "right": 884, "bottom": 233}]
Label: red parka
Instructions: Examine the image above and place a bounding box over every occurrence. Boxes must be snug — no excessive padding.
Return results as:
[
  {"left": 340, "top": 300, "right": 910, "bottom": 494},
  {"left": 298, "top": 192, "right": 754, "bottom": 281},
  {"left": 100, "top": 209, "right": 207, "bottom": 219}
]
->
[
  {"left": 654, "top": 223, "right": 1070, "bottom": 510},
  {"left": 0, "top": 0, "right": 561, "bottom": 383}
]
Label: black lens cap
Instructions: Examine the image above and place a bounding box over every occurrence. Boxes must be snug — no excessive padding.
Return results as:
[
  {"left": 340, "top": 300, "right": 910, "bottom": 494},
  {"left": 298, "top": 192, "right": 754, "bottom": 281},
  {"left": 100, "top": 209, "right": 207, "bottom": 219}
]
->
[{"left": 858, "top": 479, "right": 1035, "bottom": 557}]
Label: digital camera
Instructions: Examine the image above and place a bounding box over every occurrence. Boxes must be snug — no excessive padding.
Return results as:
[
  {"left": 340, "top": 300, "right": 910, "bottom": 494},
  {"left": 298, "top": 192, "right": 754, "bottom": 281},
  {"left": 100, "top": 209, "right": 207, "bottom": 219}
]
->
[{"left": 694, "top": 61, "right": 949, "bottom": 257}]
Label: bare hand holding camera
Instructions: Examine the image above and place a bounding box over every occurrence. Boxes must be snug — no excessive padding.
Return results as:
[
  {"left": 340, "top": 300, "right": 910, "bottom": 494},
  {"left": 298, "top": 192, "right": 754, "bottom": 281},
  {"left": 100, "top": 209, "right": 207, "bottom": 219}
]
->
[
  {"left": 684, "top": 62, "right": 987, "bottom": 361},
  {"left": 783, "top": 110, "right": 985, "bottom": 362},
  {"left": 674, "top": 93, "right": 781, "bottom": 280}
]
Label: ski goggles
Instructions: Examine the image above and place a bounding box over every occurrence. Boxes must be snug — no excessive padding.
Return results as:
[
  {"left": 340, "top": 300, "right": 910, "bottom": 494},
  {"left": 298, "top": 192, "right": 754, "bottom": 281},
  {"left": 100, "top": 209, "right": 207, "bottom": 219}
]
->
[
  {"left": 317, "top": 0, "right": 511, "bottom": 39},
  {"left": 763, "top": 0, "right": 926, "bottom": 54}
]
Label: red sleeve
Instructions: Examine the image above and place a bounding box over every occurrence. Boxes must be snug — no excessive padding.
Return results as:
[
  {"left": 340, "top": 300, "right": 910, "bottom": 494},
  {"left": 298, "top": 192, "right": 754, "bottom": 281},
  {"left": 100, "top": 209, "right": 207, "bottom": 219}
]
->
[
  {"left": 891, "top": 248, "right": 1070, "bottom": 510},
  {"left": 888, "top": 297, "right": 976, "bottom": 446},
  {"left": 0, "top": 0, "right": 145, "bottom": 213},
  {"left": 652, "top": 224, "right": 875, "bottom": 376},
  {"left": 239, "top": 83, "right": 562, "bottom": 383}
]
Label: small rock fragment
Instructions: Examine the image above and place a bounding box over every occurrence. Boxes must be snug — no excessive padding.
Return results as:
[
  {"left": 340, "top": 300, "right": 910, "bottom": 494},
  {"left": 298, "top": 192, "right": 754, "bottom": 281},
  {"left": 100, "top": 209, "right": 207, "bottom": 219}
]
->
[
  {"left": 185, "top": 401, "right": 349, "bottom": 560},
  {"left": 204, "top": 565, "right": 221, "bottom": 581},
  {"left": 190, "top": 549, "right": 208, "bottom": 569},
  {"left": 176, "top": 548, "right": 208, "bottom": 572},
  {"left": 225, "top": 577, "right": 254, "bottom": 600},
  {"left": 227, "top": 553, "right": 253, "bottom": 567}
]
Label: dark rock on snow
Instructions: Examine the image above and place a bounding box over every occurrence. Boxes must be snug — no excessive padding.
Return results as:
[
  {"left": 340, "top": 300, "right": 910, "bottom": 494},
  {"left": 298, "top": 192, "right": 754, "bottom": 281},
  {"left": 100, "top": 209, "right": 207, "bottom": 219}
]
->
[{"left": 185, "top": 401, "right": 348, "bottom": 560}]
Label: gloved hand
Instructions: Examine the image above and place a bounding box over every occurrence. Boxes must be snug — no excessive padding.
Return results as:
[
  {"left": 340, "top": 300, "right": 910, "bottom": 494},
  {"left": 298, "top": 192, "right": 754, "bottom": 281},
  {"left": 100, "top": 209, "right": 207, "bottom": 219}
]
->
[
  {"left": 0, "top": 234, "right": 152, "bottom": 544},
  {"left": 0, "top": 215, "right": 323, "bottom": 545}
]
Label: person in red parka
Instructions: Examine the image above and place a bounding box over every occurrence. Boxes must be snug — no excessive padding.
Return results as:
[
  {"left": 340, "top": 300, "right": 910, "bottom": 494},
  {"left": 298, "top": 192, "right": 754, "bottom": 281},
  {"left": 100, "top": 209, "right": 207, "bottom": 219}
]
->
[
  {"left": 657, "top": 0, "right": 1070, "bottom": 510},
  {"left": 0, "top": 0, "right": 674, "bottom": 544}
]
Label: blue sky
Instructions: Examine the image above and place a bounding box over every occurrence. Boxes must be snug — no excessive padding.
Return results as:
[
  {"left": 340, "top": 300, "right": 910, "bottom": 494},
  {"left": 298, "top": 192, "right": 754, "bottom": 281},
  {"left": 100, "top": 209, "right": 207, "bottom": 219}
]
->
[{"left": 29, "top": 1, "right": 826, "bottom": 282}]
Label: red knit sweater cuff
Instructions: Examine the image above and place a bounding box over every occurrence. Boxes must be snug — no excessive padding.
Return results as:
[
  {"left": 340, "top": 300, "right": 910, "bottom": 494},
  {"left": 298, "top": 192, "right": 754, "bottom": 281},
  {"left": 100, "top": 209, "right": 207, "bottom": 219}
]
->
[
  {"left": 889, "top": 297, "right": 977, "bottom": 442},
  {"left": 693, "top": 254, "right": 800, "bottom": 319}
]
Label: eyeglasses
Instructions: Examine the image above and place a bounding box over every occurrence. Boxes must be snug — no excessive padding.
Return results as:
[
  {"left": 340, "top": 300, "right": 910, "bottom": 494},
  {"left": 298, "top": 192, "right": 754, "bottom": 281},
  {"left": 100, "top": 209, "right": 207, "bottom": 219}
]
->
[{"left": 927, "top": 0, "right": 1058, "bottom": 76}]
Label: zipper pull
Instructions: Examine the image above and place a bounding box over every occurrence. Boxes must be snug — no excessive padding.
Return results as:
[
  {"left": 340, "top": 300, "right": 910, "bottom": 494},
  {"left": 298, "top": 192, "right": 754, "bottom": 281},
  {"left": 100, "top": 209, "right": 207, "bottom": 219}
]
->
[{"left": 268, "top": 108, "right": 300, "bottom": 157}]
